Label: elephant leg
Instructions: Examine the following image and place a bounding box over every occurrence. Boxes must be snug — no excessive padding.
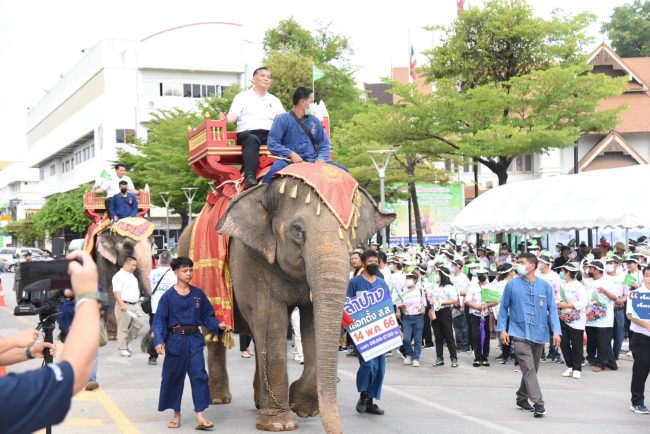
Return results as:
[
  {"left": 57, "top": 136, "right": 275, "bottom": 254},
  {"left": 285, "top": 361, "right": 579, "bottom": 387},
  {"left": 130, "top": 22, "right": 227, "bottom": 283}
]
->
[
  {"left": 289, "top": 305, "right": 319, "bottom": 417},
  {"left": 205, "top": 334, "right": 232, "bottom": 404},
  {"left": 251, "top": 298, "right": 298, "bottom": 432}
]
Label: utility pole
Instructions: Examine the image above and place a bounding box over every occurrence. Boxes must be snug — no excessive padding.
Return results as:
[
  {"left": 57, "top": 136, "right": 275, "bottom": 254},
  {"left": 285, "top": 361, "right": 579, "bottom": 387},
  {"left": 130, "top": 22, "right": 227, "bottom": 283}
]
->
[{"left": 159, "top": 192, "right": 171, "bottom": 247}]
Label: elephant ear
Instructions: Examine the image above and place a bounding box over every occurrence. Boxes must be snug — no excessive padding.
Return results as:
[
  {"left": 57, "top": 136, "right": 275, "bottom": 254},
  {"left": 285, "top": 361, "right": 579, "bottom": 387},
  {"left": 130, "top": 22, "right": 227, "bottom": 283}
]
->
[
  {"left": 216, "top": 184, "right": 276, "bottom": 264},
  {"left": 355, "top": 187, "right": 396, "bottom": 244},
  {"left": 97, "top": 232, "right": 117, "bottom": 265}
]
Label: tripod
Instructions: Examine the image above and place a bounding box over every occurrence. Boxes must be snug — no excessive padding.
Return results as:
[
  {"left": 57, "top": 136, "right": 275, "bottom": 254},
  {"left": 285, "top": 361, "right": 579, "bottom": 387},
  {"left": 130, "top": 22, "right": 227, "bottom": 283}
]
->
[{"left": 36, "top": 307, "right": 59, "bottom": 434}]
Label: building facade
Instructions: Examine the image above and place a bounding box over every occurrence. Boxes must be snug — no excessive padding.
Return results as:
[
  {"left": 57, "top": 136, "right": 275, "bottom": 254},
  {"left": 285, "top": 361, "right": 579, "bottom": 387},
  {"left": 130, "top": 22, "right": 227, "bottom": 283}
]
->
[{"left": 25, "top": 22, "right": 251, "bottom": 198}]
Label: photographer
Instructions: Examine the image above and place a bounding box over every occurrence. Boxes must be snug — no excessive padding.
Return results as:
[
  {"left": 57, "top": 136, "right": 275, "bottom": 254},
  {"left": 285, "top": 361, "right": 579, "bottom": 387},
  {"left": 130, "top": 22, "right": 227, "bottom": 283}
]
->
[
  {"left": 0, "top": 251, "right": 101, "bottom": 434},
  {"left": 0, "top": 328, "right": 56, "bottom": 366}
]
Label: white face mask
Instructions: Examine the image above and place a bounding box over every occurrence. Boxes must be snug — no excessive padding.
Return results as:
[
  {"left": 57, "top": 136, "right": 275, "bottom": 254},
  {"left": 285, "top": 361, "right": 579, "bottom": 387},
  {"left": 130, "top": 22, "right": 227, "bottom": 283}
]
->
[
  {"left": 306, "top": 102, "right": 317, "bottom": 116},
  {"left": 606, "top": 264, "right": 616, "bottom": 273},
  {"left": 435, "top": 276, "right": 441, "bottom": 285},
  {"left": 517, "top": 264, "right": 528, "bottom": 276},
  {"left": 406, "top": 280, "right": 416, "bottom": 288}
]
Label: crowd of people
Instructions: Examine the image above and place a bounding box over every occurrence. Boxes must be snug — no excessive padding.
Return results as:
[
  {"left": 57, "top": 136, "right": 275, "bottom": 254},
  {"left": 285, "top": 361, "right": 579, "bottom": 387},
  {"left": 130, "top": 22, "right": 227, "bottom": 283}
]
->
[{"left": 343, "top": 237, "right": 650, "bottom": 417}]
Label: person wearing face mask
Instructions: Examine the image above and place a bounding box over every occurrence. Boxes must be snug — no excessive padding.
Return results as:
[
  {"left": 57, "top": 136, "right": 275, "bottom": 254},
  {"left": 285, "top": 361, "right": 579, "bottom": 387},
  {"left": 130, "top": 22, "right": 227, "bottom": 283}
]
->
[
  {"left": 398, "top": 271, "right": 427, "bottom": 367},
  {"left": 627, "top": 266, "right": 650, "bottom": 414},
  {"left": 109, "top": 180, "right": 139, "bottom": 221},
  {"left": 417, "top": 264, "right": 435, "bottom": 349},
  {"left": 450, "top": 259, "right": 472, "bottom": 352},
  {"left": 584, "top": 261, "right": 618, "bottom": 372},
  {"left": 604, "top": 255, "right": 628, "bottom": 361},
  {"left": 497, "top": 253, "right": 561, "bottom": 417},
  {"left": 347, "top": 250, "right": 392, "bottom": 416},
  {"left": 465, "top": 267, "right": 498, "bottom": 367},
  {"left": 494, "top": 263, "right": 516, "bottom": 364},
  {"left": 428, "top": 266, "right": 459, "bottom": 367},
  {"left": 263, "top": 86, "right": 346, "bottom": 183},
  {"left": 556, "top": 262, "right": 587, "bottom": 379},
  {"left": 535, "top": 255, "right": 563, "bottom": 363}
]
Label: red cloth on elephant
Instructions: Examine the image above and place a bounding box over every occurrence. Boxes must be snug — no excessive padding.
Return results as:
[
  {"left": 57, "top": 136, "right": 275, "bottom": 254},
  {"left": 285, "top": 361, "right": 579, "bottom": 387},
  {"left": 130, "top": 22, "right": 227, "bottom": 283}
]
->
[
  {"left": 189, "top": 192, "right": 234, "bottom": 329},
  {"left": 276, "top": 162, "right": 359, "bottom": 230}
]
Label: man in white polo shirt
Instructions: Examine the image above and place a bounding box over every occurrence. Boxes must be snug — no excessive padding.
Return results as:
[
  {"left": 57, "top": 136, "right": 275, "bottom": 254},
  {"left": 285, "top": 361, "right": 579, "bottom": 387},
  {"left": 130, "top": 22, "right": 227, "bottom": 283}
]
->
[
  {"left": 220, "top": 66, "right": 285, "bottom": 188},
  {"left": 112, "top": 256, "right": 145, "bottom": 357}
]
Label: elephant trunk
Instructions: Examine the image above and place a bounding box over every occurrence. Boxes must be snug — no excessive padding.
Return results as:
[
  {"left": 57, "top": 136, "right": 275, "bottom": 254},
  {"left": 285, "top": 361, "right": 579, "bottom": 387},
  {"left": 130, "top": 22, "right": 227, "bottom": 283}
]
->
[
  {"left": 134, "top": 240, "right": 153, "bottom": 296},
  {"left": 305, "top": 237, "right": 348, "bottom": 434}
]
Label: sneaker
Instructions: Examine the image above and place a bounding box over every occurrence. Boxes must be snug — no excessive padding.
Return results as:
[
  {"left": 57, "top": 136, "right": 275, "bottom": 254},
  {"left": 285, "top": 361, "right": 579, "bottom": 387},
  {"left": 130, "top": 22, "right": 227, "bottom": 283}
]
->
[
  {"left": 516, "top": 399, "right": 534, "bottom": 412},
  {"left": 513, "top": 365, "right": 521, "bottom": 373},
  {"left": 356, "top": 392, "right": 368, "bottom": 413},
  {"left": 630, "top": 404, "right": 649, "bottom": 414},
  {"left": 365, "top": 399, "right": 385, "bottom": 416},
  {"left": 148, "top": 357, "right": 157, "bottom": 366},
  {"left": 338, "top": 346, "right": 347, "bottom": 352},
  {"left": 120, "top": 349, "right": 131, "bottom": 357},
  {"left": 561, "top": 368, "right": 573, "bottom": 377},
  {"left": 85, "top": 381, "right": 99, "bottom": 391},
  {"left": 347, "top": 349, "right": 359, "bottom": 358},
  {"left": 533, "top": 403, "right": 546, "bottom": 417},
  {"left": 433, "top": 357, "right": 444, "bottom": 366},
  {"left": 499, "top": 358, "right": 508, "bottom": 365},
  {"left": 572, "top": 370, "right": 582, "bottom": 379},
  {"left": 540, "top": 356, "right": 547, "bottom": 362},
  {"left": 627, "top": 351, "right": 632, "bottom": 357},
  {"left": 472, "top": 359, "right": 481, "bottom": 367},
  {"left": 553, "top": 357, "right": 564, "bottom": 364},
  {"left": 412, "top": 360, "right": 420, "bottom": 367},
  {"left": 403, "top": 356, "right": 413, "bottom": 365},
  {"left": 451, "top": 358, "right": 459, "bottom": 368},
  {"left": 386, "top": 350, "right": 393, "bottom": 357}
]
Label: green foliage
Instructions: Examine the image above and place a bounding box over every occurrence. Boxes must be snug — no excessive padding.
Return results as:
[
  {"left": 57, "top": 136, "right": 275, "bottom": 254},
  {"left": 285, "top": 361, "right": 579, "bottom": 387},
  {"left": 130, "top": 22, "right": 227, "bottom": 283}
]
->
[
  {"left": 261, "top": 19, "right": 364, "bottom": 129},
  {"left": 424, "top": 0, "right": 596, "bottom": 89},
  {"left": 4, "top": 218, "right": 43, "bottom": 245},
  {"left": 602, "top": 0, "right": 650, "bottom": 57},
  {"left": 116, "top": 87, "right": 237, "bottom": 224},
  {"left": 31, "top": 186, "right": 89, "bottom": 236}
]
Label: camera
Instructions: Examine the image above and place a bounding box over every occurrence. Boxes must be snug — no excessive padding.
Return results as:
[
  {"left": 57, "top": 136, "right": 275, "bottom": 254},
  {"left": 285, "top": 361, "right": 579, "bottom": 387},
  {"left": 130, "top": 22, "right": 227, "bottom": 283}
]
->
[{"left": 14, "top": 260, "right": 74, "bottom": 316}]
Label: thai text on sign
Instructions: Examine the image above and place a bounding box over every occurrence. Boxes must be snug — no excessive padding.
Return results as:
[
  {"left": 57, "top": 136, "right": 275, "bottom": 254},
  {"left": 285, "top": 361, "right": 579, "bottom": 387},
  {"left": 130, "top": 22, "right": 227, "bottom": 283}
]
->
[
  {"left": 629, "top": 290, "right": 650, "bottom": 321},
  {"left": 344, "top": 286, "right": 401, "bottom": 361}
]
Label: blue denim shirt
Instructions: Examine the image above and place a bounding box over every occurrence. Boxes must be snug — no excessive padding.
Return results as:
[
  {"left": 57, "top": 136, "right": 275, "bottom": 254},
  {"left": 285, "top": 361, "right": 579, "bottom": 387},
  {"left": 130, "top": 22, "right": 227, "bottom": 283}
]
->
[
  {"left": 496, "top": 276, "right": 561, "bottom": 343},
  {"left": 267, "top": 112, "right": 331, "bottom": 162}
]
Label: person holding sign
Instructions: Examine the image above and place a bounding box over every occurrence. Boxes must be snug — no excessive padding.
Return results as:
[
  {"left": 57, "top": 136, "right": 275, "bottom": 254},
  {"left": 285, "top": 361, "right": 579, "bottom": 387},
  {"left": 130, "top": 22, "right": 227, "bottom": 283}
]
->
[
  {"left": 347, "top": 250, "right": 394, "bottom": 416},
  {"left": 556, "top": 262, "right": 588, "bottom": 379},
  {"left": 627, "top": 266, "right": 650, "bottom": 414},
  {"left": 497, "top": 253, "right": 561, "bottom": 417},
  {"left": 465, "top": 267, "right": 498, "bottom": 367},
  {"left": 584, "top": 261, "right": 618, "bottom": 372}
]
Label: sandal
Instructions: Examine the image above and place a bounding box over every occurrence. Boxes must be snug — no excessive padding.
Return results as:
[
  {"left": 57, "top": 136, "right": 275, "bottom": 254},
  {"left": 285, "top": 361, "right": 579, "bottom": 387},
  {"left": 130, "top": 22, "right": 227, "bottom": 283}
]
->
[
  {"left": 195, "top": 420, "right": 215, "bottom": 430},
  {"left": 472, "top": 359, "right": 481, "bottom": 367},
  {"left": 481, "top": 361, "right": 490, "bottom": 367},
  {"left": 168, "top": 420, "right": 181, "bottom": 429}
]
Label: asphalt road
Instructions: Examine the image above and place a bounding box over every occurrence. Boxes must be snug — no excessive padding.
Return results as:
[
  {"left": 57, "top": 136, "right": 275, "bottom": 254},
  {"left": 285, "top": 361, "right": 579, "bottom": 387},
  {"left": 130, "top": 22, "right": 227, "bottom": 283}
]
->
[{"left": 1, "top": 271, "right": 648, "bottom": 434}]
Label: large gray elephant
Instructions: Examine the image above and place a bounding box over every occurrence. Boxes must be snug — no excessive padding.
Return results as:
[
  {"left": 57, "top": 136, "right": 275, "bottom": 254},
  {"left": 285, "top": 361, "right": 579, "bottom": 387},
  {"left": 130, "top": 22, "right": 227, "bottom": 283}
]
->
[
  {"left": 95, "top": 229, "right": 154, "bottom": 336},
  {"left": 179, "top": 174, "right": 394, "bottom": 433}
]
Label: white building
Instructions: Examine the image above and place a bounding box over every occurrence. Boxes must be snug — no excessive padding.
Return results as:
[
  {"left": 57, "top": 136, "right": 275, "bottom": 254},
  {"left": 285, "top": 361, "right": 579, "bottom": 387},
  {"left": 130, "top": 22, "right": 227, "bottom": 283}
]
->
[
  {"left": 0, "top": 162, "right": 45, "bottom": 221},
  {"left": 26, "top": 22, "right": 252, "bottom": 197}
]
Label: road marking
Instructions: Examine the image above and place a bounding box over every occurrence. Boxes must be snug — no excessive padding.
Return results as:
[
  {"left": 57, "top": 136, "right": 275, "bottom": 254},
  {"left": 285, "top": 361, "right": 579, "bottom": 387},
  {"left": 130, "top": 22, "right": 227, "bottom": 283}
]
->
[
  {"left": 64, "top": 418, "right": 104, "bottom": 427},
  {"left": 94, "top": 389, "right": 140, "bottom": 433},
  {"left": 74, "top": 390, "right": 100, "bottom": 401},
  {"left": 337, "top": 368, "right": 522, "bottom": 434}
]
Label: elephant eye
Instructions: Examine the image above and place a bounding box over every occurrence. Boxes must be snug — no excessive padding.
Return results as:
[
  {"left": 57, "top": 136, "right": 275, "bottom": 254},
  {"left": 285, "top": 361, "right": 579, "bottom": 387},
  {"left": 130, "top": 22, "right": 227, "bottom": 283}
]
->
[{"left": 290, "top": 223, "right": 305, "bottom": 243}]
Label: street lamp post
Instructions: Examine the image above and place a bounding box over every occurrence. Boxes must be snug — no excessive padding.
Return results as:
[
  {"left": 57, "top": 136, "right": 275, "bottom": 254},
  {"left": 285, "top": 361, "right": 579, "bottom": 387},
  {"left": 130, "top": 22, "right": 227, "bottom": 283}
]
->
[
  {"left": 182, "top": 187, "right": 198, "bottom": 226},
  {"left": 159, "top": 192, "right": 171, "bottom": 247},
  {"left": 367, "top": 150, "right": 394, "bottom": 248}
]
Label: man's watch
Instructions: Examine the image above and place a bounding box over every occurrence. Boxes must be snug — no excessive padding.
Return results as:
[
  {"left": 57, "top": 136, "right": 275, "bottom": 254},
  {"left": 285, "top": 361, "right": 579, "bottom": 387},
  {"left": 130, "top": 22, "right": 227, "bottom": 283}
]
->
[{"left": 75, "top": 291, "right": 109, "bottom": 313}]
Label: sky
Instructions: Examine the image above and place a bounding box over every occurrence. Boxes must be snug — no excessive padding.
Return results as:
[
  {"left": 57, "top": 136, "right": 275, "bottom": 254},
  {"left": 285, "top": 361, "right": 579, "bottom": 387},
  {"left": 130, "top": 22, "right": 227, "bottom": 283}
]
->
[{"left": 0, "top": 0, "right": 632, "bottom": 162}]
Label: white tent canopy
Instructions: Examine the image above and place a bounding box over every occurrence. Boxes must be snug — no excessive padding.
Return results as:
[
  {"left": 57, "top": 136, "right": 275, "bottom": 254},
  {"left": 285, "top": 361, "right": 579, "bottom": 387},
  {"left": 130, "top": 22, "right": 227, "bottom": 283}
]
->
[{"left": 451, "top": 164, "right": 650, "bottom": 234}]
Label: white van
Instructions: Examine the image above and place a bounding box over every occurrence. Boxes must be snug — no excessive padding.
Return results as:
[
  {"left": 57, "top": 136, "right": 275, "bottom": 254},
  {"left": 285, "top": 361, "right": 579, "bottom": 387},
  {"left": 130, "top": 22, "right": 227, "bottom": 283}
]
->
[{"left": 67, "top": 239, "right": 85, "bottom": 254}]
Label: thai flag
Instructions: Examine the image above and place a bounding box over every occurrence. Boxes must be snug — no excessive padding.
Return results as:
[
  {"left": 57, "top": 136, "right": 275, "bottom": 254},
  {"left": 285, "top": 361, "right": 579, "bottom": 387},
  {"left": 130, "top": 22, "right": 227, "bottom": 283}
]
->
[
  {"left": 458, "top": 0, "right": 466, "bottom": 14},
  {"left": 409, "top": 45, "right": 417, "bottom": 83}
]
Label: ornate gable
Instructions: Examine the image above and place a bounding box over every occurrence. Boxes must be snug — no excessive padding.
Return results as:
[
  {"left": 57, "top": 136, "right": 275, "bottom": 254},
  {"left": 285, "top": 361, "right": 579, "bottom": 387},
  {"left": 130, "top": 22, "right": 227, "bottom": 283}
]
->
[
  {"left": 578, "top": 131, "right": 648, "bottom": 172},
  {"left": 587, "top": 43, "right": 647, "bottom": 92}
]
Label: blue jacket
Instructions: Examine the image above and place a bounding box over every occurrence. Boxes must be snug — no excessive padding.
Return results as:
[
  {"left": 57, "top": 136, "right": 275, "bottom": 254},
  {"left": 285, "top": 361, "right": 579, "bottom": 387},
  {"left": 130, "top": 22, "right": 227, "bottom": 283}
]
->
[
  {"left": 267, "top": 112, "right": 331, "bottom": 162},
  {"left": 109, "top": 192, "right": 138, "bottom": 219},
  {"left": 496, "top": 275, "right": 561, "bottom": 344}
]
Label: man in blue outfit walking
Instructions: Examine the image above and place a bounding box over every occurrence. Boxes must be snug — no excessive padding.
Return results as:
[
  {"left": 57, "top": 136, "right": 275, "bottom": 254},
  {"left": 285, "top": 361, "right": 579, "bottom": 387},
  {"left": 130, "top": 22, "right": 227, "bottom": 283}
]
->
[
  {"left": 347, "top": 249, "right": 392, "bottom": 416},
  {"left": 497, "top": 252, "right": 561, "bottom": 418},
  {"left": 153, "top": 256, "right": 229, "bottom": 430}
]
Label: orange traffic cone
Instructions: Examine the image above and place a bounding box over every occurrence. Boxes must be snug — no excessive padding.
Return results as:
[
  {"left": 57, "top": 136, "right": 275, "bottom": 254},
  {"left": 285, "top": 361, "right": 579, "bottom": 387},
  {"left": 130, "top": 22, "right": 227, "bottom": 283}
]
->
[
  {"left": 0, "top": 366, "right": 5, "bottom": 376},
  {"left": 0, "top": 281, "right": 5, "bottom": 307}
]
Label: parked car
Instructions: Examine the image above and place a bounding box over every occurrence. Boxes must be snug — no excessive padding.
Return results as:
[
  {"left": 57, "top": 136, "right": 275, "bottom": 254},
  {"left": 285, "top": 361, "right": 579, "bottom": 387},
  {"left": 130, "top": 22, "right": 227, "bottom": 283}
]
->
[
  {"left": 67, "top": 239, "right": 85, "bottom": 254},
  {"left": 0, "top": 247, "right": 44, "bottom": 272}
]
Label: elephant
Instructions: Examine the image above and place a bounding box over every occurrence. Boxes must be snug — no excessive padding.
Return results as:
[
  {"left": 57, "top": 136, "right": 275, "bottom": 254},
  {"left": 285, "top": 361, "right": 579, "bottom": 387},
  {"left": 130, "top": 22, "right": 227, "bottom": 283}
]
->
[
  {"left": 178, "top": 173, "right": 395, "bottom": 433},
  {"left": 95, "top": 229, "right": 154, "bottom": 336}
]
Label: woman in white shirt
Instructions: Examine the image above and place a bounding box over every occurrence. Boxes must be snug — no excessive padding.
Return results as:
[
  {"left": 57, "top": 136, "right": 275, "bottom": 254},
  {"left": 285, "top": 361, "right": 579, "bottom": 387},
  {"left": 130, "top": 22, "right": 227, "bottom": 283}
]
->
[
  {"left": 399, "top": 271, "right": 427, "bottom": 367},
  {"left": 465, "top": 267, "right": 499, "bottom": 367},
  {"left": 556, "top": 262, "right": 588, "bottom": 379},
  {"left": 427, "top": 266, "right": 459, "bottom": 368}
]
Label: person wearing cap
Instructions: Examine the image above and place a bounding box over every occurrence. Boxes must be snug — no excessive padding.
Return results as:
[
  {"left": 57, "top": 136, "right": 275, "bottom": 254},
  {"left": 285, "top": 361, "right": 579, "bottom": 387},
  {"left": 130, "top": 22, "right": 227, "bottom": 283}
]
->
[
  {"left": 465, "top": 267, "right": 497, "bottom": 367},
  {"left": 626, "top": 265, "right": 650, "bottom": 414},
  {"left": 416, "top": 263, "right": 435, "bottom": 349},
  {"left": 556, "top": 262, "right": 588, "bottom": 379},
  {"left": 450, "top": 259, "right": 471, "bottom": 352},
  {"left": 605, "top": 255, "right": 629, "bottom": 361},
  {"left": 494, "top": 263, "right": 517, "bottom": 364},
  {"left": 614, "top": 242, "right": 627, "bottom": 258},
  {"left": 398, "top": 271, "right": 426, "bottom": 367},
  {"left": 584, "top": 260, "right": 618, "bottom": 372},
  {"left": 41, "top": 249, "right": 54, "bottom": 261},
  {"left": 476, "top": 247, "right": 490, "bottom": 269},
  {"left": 427, "top": 266, "right": 459, "bottom": 367},
  {"left": 370, "top": 242, "right": 380, "bottom": 252},
  {"left": 497, "top": 252, "right": 561, "bottom": 417},
  {"left": 536, "top": 254, "right": 563, "bottom": 364}
]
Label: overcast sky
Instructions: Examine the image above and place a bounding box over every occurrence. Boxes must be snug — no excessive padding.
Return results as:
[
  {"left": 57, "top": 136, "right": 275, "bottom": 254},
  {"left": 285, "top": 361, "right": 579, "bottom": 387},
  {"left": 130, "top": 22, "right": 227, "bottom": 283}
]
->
[{"left": 0, "top": 0, "right": 632, "bottom": 161}]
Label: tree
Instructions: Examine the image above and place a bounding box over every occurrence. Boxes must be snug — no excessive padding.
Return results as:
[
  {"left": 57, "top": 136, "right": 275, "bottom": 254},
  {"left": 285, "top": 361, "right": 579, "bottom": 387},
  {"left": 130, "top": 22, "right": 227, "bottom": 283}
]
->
[
  {"left": 116, "top": 89, "right": 237, "bottom": 229},
  {"left": 421, "top": 0, "right": 625, "bottom": 184},
  {"left": 261, "top": 19, "right": 364, "bottom": 129},
  {"left": 31, "top": 186, "right": 90, "bottom": 238},
  {"left": 4, "top": 218, "right": 43, "bottom": 246},
  {"left": 602, "top": 0, "right": 650, "bottom": 57}
]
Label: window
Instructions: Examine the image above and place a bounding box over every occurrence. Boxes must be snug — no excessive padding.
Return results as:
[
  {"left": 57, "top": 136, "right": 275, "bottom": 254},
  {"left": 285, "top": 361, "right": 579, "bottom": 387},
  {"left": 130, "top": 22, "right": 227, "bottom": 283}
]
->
[
  {"left": 177, "top": 83, "right": 225, "bottom": 98},
  {"left": 39, "top": 167, "right": 44, "bottom": 181},
  {"left": 160, "top": 82, "right": 182, "bottom": 97},
  {"left": 49, "top": 164, "right": 56, "bottom": 176},
  {"left": 507, "top": 153, "right": 533, "bottom": 174},
  {"left": 116, "top": 129, "right": 136, "bottom": 144}
]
